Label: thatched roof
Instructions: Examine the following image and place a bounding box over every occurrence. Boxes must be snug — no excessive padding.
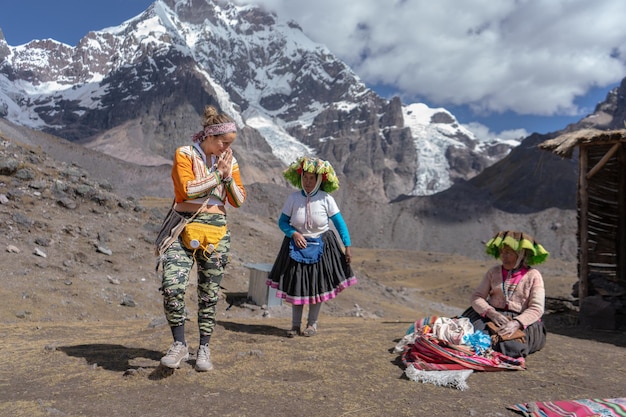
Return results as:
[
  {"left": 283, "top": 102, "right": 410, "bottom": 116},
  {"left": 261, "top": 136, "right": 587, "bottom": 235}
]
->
[{"left": 539, "top": 128, "right": 626, "bottom": 158}]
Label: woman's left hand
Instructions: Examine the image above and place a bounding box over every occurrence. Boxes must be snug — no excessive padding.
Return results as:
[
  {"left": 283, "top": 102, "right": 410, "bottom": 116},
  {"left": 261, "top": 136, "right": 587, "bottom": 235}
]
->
[
  {"left": 344, "top": 247, "right": 352, "bottom": 264},
  {"left": 498, "top": 319, "right": 521, "bottom": 338}
]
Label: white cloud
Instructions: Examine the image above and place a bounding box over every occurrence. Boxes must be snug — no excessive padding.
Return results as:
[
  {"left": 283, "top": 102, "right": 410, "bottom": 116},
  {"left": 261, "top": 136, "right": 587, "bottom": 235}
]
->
[
  {"left": 237, "top": 0, "right": 626, "bottom": 118},
  {"left": 463, "top": 122, "right": 527, "bottom": 144}
]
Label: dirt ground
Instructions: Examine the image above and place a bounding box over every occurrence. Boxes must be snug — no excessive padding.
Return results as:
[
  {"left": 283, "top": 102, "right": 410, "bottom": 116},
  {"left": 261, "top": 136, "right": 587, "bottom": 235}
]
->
[
  {"left": 2, "top": 209, "right": 626, "bottom": 417},
  {"left": 1, "top": 134, "right": 626, "bottom": 417}
]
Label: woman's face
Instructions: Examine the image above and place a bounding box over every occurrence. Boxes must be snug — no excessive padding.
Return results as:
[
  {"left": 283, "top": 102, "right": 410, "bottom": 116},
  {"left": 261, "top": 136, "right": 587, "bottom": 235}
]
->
[
  {"left": 201, "top": 132, "right": 236, "bottom": 156},
  {"left": 301, "top": 171, "right": 318, "bottom": 193},
  {"left": 500, "top": 245, "right": 519, "bottom": 270}
]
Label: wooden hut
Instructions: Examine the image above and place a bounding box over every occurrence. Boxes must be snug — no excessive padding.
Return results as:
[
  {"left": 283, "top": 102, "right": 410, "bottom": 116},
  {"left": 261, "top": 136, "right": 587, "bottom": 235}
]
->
[{"left": 539, "top": 128, "right": 626, "bottom": 327}]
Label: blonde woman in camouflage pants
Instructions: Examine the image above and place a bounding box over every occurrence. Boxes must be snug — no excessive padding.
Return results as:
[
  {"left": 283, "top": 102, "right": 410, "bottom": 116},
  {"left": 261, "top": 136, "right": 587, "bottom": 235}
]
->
[{"left": 157, "top": 105, "right": 246, "bottom": 372}]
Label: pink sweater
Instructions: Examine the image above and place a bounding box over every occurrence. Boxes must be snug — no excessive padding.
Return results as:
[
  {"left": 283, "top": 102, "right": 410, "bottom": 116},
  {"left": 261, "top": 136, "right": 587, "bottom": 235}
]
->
[{"left": 470, "top": 265, "right": 545, "bottom": 328}]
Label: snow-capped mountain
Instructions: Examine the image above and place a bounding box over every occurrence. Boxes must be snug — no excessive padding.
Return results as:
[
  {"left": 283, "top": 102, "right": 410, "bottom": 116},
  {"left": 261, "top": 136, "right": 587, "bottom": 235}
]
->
[{"left": 0, "top": 0, "right": 517, "bottom": 199}]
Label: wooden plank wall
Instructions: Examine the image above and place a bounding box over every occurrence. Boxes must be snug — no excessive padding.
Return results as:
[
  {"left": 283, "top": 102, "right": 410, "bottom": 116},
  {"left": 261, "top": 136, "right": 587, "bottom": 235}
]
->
[{"left": 581, "top": 143, "right": 624, "bottom": 296}]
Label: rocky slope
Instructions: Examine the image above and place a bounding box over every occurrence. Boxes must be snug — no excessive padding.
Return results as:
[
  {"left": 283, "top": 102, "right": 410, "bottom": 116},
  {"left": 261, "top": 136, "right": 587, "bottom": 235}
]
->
[{"left": 1, "top": 114, "right": 578, "bottom": 264}]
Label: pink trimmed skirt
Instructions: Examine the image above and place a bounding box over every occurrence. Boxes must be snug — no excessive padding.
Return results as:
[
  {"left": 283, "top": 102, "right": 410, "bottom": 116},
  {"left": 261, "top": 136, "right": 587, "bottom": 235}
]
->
[{"left": 266, "top": 231, "right": 357, "bottom": 305}]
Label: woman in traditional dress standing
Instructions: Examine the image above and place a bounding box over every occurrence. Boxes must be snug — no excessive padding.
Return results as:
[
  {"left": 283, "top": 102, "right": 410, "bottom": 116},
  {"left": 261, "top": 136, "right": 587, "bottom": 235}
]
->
[{"left": 267, "top": 156, "right": 357, "bottom": 337}]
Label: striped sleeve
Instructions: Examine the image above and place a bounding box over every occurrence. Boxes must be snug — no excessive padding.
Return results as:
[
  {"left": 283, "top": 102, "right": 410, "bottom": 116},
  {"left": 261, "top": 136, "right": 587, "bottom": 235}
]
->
[
  {"left": 186, "top": 174, "right": 220, "bottom": 199},
  {"left": 223, "top": 158, "right": 246, "bottom": 207},
  {"left": 172, "top": 147, "right": 219, "bottom": 202}
]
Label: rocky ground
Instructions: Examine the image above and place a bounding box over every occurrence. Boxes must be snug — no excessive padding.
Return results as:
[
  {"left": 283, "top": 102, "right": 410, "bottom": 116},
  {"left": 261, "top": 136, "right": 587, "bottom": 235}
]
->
[{"left": 1, "top": 133, "right": 625, "bottom": 417}]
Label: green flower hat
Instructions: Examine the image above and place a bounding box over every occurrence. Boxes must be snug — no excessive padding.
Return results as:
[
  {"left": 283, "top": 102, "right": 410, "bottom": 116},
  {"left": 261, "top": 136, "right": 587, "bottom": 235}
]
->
[
  {"left": 485, "top": 230, "right": 549, "bottom": 265},
  {"left": 283, "top": 156, "right": 340, "bottom": 193}
]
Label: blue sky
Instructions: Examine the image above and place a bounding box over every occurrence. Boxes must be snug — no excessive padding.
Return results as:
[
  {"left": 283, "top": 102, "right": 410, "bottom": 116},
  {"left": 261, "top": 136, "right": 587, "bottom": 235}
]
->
[
  {"left": 2, "top": 0, "right": 625, "bottom": 139},
  {"left": 0, "top": 1, "right": 153, "bottom": 47}
]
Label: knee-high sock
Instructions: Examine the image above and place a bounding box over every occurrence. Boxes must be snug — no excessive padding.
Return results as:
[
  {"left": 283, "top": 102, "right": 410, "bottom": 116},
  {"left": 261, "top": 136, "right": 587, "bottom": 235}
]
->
[
  {"left": 171, "top": 324, "right": 185, "bottom": 344},
  {"left": 292, "top": 304, "right": 304, "bottom": 329},
  {"left": 307, "top": 303, "right": 322, "bottom": 328}
]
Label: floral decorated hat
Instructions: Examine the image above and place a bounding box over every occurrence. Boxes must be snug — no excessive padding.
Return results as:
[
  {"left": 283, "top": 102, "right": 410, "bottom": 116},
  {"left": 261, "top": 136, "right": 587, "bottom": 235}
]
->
[
  {"left": 485, "top": 230, "right": 549, "bottom": 265},
  {"left": 283, "top": 156, "right": 340, "bottom": 193}
]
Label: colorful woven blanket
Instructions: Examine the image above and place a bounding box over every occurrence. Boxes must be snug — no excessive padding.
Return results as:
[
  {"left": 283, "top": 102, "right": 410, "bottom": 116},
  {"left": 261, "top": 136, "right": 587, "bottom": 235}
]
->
[
  {"left": 396, "top": 316, "right": 526, "bottom": 390},
  {"left": 399, "top": 316, "right": 526, "bottom": 372},
  {"left": 508, "top": 398, "right": 626, "bottom": 416},
  {"left": 401, "top": 333, "right": 526, "bottom": 372}
]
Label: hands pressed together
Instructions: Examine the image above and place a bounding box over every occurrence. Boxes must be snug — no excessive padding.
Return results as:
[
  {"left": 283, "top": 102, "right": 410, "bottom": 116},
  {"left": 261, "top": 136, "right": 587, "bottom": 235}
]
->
[{"left": 217, "top": 149, "right": 233, "bottom": 179}]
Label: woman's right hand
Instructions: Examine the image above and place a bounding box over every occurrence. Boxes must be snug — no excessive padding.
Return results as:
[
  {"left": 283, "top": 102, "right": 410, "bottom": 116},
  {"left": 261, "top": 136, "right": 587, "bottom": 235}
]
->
[
  {"left": 292, "top": 232, "right": 307, "bottom": 249},
  {"left": 486, "top": 309, "right": 509, "bottom": 327}
]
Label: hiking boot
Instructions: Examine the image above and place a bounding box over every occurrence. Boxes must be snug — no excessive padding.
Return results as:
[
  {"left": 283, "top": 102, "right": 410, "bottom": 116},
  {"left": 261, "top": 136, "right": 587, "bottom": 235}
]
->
[
  {"left": 195, "top": 344, "right": 213, "bottom": 372},
  {"left": 160, "top": 341, "right": 189, "bottom": 369}
]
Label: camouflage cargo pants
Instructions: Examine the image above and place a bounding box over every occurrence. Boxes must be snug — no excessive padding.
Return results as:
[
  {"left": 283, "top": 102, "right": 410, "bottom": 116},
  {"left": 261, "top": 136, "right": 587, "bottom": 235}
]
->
[{"left": 160, "top": 213, "right": 230, "bottom": 337}]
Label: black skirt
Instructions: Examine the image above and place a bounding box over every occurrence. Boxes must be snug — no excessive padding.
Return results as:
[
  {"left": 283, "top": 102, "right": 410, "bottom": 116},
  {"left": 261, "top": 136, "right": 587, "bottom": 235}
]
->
[
  {"left": 266, "top": 231, "right": 357, "bottom": 305},
  {"left": 461, "top": 306, "right": 546, "bottom": 358}
]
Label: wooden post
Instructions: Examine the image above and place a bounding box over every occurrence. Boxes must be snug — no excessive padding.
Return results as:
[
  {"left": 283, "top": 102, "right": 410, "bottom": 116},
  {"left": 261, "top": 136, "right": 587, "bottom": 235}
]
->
[
  {"left": 618, "top": 144, "right": 626, "bottom": 282},
  {"left": 578, "top": 146, "right": 589, "bottom": 300}
]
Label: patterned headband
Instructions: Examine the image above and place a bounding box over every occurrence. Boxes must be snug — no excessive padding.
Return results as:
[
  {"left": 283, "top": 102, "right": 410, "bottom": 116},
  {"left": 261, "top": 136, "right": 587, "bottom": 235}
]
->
[{"left": 192, "top": 122, "right": 237, "bottom": 142}]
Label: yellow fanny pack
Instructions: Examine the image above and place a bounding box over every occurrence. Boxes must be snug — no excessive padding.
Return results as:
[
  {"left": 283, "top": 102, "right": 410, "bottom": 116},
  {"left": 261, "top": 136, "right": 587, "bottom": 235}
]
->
[{"left": 181, "top": 222, "right": 228, "bottom": 253}]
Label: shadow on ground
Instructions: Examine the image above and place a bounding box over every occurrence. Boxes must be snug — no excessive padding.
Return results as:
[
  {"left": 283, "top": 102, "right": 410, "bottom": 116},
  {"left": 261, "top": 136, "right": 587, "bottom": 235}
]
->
[
  {"left": 219, "top": 320, "right": 287, "bottom": 337},
  {"left": 58, "top": 344, "right": 163, "bottom": 372},
  {"left": 542, "top": 309, "right": 626, "bottom": 348}
]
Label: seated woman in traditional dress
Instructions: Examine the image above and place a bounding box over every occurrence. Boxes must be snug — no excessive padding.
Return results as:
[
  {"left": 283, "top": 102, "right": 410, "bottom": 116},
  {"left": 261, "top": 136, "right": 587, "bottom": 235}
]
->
[{"left": 461, "top": 230, "right": 549, "bottom": 358}]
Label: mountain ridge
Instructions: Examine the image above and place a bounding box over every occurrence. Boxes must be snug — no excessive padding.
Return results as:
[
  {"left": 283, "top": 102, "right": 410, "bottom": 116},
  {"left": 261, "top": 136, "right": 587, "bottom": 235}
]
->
[
  {"left": 0, "top": 0, "right": 516, "bottom": 200},
  {"left": 4, "top": 0, "right": 626, "bottom": 261}
]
